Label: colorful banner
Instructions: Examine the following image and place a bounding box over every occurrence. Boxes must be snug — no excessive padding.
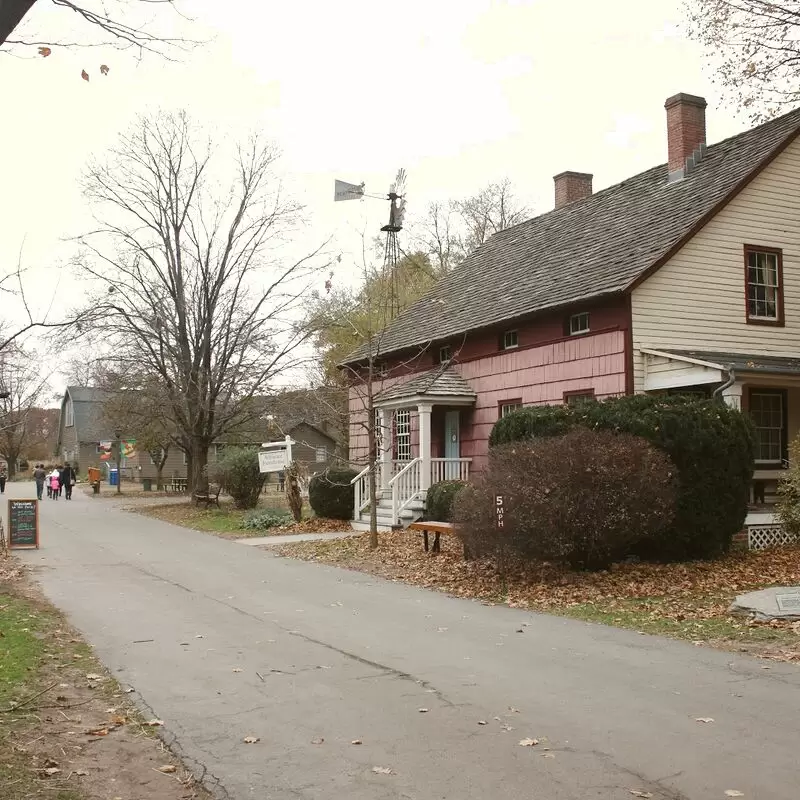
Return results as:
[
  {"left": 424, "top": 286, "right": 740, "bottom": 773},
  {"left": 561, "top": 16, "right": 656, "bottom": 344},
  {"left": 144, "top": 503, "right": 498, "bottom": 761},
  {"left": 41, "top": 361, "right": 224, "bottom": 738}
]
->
[{"left": 98, "top": 440, "right": 136, "bottom": 461}]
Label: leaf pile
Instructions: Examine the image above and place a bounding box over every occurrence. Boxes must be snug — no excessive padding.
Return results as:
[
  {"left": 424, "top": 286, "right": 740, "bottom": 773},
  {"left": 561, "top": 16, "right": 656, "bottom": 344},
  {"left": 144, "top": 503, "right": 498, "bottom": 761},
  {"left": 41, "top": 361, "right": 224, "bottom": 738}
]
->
[{"left": 277, "top": 533, "right": 800, "bottom": 660}]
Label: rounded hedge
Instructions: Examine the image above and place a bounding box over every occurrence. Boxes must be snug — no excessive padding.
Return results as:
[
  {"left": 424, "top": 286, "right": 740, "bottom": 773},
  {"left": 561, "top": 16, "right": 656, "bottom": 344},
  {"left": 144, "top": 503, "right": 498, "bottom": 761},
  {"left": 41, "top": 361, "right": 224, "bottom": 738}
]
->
[
  {"left": 425, "top": 480, "right": 467, "bottom": 522},
  {"left": 309, "top": 467, "right": 358, "bottom": 520},
  {"left": 490, "top": 394, "right": 754, "bottom": 561}
]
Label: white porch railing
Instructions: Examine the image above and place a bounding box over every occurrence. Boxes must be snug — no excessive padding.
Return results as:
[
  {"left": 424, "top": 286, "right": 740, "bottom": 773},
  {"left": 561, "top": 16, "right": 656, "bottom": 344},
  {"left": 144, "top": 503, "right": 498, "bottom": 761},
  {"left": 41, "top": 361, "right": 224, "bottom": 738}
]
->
[
  {"left": 430, "top": 458, "right": 471, "bottom": 484},
  {"left": 390, "top": 457, "right": 423, "bottom": 523},
  {"left": 351, "top": 466, "right": 372, "bottom": 519}
]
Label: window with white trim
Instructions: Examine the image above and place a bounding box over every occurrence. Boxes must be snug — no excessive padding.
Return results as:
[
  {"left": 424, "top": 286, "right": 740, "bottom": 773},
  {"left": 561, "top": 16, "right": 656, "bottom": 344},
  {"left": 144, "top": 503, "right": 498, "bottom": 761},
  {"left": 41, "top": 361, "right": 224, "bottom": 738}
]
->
[
  {"left": 746, "top": 247, "right": 782, "bottom": 323},
  {"left": 394, "top": 409, "right": 411, "bottom": 460},
  {"left": 315, "top": 446, "right": 327, "bottom": 463},
  {"left": 439, "top": 345, "right": 452, "bottom": 363},
  {"left": 500, "top": 401, "right": 522, "bottom": 418},
  {"left": 569, "top": 312, "right": 590, "bottom": 335},
  {"left": 149, "top": 447, "right": 165, "bottom": 466},
  {"left": 750, "top": 391, "right": 785, "bottom": 463},
  {"left": 502, "top": 330, "right": 518, "bottom": 350},
  {"left": 65, "top": 399, "right": 74, "bottom": 427}
]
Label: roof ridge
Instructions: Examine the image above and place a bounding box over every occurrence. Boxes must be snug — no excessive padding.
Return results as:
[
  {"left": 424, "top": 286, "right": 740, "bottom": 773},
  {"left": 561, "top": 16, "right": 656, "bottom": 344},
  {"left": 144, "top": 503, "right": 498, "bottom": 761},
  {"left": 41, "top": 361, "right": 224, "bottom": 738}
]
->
[{"left": 343, "top": 101, "right": 800, "bottom": 365}]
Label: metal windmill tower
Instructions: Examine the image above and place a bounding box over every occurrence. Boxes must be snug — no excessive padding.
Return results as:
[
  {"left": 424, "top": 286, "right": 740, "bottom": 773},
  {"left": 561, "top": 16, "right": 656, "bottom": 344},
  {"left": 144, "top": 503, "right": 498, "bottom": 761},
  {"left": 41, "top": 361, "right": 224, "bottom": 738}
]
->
[
  {"left": 380, "top": 168, "right": 407, "bottom": 318},
  {"left": 334, "top": 168, "right": 408, "bottom": 319}
]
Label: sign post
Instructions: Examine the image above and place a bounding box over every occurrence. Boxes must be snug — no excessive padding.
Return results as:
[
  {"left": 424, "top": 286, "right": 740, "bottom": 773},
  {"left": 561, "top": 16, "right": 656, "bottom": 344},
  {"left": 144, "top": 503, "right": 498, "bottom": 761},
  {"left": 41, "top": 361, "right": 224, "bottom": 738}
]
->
[
  {"left": 7, "top": 499, "right": 39, "bottom": 549},
  {"left": 258, "top": 435, "right": 294, "bottom": 474},
  {"left": 495, "top": 494, "right": 508, "bottom": 584}
]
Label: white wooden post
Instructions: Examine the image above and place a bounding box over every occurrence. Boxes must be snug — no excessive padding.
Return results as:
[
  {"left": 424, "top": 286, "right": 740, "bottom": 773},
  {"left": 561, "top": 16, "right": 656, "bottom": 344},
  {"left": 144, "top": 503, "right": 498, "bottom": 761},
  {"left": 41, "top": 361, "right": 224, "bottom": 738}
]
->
[
  {"left": 722, "top": 382, "right": 744, "bottom": 410},
  {"left": 284, "top": 434, "right": 293, "bottom": 465},
  {"left": 378, "top": 408, "right": 392, "bottom": 493},
  {"left": 418, "top": 403, "right": 432, "bottom": 491}
]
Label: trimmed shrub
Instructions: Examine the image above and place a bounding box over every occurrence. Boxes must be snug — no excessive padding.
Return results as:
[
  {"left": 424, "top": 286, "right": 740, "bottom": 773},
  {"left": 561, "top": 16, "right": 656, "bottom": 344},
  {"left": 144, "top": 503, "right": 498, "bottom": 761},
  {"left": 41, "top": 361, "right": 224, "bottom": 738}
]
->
[
  {"left": 454, "top": 429, "right": 677, "bottom": 570},
  {"left": 309, "top": 467, "right": 358, "bottom": 519},
  {"left": 425, "top": 480, "right": 467, "bottom": 522},
  {"left": 207, "top": 447, "right": 264, "bottom": 510},
  {"left": 489, "top": 395, "right": 754, "bottom": 560},
  {"left": 241, "top": 509, "right": 292, "bottom": 531}
]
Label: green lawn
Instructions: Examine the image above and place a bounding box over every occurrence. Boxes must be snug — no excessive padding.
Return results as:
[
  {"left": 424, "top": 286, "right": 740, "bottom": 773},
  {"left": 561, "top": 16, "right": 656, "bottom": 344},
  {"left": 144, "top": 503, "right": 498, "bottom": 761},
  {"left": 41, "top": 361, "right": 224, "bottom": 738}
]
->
[
  {"left": 0, "top": 595, "right": 48, "bottom": 708},
  {"left": 0, "top": 595, "right": 88, "bottom": 799}
]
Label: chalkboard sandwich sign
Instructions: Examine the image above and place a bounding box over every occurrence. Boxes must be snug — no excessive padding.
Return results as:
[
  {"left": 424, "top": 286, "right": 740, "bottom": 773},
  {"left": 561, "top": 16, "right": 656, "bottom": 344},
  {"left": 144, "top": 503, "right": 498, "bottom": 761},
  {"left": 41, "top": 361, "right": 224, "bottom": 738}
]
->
[{"left": 7, "top": 499, "right": 39, "bottom": 549}]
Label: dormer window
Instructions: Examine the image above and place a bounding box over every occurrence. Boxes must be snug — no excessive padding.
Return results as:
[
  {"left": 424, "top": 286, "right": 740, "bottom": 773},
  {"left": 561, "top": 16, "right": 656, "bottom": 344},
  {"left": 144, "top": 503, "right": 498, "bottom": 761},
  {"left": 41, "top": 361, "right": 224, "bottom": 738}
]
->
[
  {"left": 439, "top": 345, "right": 452, "bottom": 363},
  {"left": 745, "top": 245, "right": 784, "bottom": 325},
  {"left": 502, "top": 330, "right": 518, "bottom": 350},
  {"left": 568, "top": 312, "right": 590, "bottom": 335}
]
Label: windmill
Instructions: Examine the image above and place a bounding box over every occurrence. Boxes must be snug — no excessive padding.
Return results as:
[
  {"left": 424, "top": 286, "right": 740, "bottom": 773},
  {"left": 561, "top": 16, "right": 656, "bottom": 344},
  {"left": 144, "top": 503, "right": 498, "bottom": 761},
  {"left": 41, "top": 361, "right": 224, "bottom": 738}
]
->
[{"left": 334, "top": 168, "right": 408, "bottom": 319}]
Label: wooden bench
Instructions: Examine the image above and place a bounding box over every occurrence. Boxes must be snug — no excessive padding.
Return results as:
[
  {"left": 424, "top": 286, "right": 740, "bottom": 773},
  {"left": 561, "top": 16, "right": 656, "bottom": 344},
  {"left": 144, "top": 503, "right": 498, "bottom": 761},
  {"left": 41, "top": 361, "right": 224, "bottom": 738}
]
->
[
  {"left": 194, "top": 484, "right": 222, "bottom": 508},
  {"left": 408, "top": 521, "right": 470, "bottom": 557}
]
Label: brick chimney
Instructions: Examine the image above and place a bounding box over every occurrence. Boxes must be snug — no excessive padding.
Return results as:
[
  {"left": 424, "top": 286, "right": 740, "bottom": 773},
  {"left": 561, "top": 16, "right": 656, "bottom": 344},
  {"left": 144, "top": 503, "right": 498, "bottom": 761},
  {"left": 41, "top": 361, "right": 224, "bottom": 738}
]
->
[
  {"left": 553, "top": 171, "right": 593, "bottom": 209},
  {"left": 665, "top": 93, "right": 707, "bottom": 179}
]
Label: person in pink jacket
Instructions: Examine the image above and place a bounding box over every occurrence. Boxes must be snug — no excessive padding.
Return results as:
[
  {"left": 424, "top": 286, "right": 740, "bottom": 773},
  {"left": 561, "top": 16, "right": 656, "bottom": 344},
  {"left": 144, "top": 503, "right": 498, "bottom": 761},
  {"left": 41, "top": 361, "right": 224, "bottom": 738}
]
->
[{"left": 49, "top": 469, "right": 61, "bottom": 500}]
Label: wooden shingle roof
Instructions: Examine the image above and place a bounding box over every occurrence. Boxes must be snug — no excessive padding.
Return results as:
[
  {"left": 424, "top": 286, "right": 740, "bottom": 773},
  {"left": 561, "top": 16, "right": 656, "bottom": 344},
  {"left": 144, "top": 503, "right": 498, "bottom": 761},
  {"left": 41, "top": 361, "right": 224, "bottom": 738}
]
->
[
  {"left": 375, "top": 367, "right": 477, "bottom": 403},
  {"left": 345, "top": 106, "right": 800, "bottom": 364}
]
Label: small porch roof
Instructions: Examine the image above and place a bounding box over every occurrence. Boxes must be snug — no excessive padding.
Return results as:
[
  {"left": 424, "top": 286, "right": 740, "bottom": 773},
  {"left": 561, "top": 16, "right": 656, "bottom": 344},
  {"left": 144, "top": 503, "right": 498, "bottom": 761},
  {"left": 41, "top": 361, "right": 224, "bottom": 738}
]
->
[
  {"left": 641, "top": 348, "right": 800, "bottom": 392},
  {"left": 374, "top": 367, "right": 477, "bottom": 409},
  {"left": 659, "top": 350, "right": 800, "bottom": 377}
]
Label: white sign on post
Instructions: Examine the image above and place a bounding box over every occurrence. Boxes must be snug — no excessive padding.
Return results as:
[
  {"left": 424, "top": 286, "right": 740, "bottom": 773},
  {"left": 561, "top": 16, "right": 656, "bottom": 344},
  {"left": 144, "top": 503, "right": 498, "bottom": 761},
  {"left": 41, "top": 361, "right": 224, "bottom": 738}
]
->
[{"left": 258, "top": 436, "right": 293, "bottom": 474}]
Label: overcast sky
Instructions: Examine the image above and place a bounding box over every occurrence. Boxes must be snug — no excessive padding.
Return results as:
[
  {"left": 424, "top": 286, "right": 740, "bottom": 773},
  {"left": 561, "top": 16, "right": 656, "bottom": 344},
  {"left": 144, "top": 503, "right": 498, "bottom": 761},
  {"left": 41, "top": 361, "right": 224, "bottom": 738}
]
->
[{"left": 0, "top": 0, "right": 750, "bottom": 398}]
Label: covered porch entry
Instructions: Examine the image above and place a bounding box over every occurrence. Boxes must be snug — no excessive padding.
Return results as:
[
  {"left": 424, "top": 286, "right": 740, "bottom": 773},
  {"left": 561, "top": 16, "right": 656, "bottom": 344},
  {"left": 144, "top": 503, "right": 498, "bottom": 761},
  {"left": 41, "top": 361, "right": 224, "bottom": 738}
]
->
[
  {"left": 352, "top": 367, "right": 477, "bottom": 530},
  {"left": 641, "top": 349, "right": 800, "bottom": 548}
]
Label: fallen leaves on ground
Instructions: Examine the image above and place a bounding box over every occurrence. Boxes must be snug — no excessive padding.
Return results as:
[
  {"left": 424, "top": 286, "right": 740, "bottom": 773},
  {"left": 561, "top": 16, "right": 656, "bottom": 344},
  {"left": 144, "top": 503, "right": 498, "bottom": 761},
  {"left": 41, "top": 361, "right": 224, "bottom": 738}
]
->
[
  {"left": 629, "top": 792, "right": 653, "bottom": 799},
  {"left": 695, "top": 717, "right": 715, "bottom": 723},
  {"left": 243, "top": 736, "right": 260, "bottom": 744},
  {"left": 276, "top": 533, "right": 800, "bottom": 660},
  {"left": 158, "top": 764, "right": 177, "bottom": 773},
  {"left": 725, "top": 792, "right": 745, "bottom": 797},
  {"left": 518, "top": 738, "right": 539, "bottom": 746},
  {"left": 371, "top": 766, "right": 394, "bottom": 775},
  {"left": 273, "top": 517, "right": 353, "bottom": 534}
]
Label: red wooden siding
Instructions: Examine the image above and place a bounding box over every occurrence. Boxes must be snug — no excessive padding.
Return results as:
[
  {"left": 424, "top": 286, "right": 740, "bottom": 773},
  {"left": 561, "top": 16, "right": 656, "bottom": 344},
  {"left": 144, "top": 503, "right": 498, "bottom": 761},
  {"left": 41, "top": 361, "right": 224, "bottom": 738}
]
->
[
  {"left": 459, "top": 329, "right": 626, "bottom": 470},
  {"left": 348, "top": 329, "right": 626, "bottom": 468}
]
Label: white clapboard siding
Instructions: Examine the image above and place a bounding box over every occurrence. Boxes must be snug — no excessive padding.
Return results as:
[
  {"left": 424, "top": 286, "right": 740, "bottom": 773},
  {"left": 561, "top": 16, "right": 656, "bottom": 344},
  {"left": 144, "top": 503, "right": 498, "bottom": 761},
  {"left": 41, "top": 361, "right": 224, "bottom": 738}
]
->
[{"left": 632, "top": 135, "right": 800, "bottom": 392}]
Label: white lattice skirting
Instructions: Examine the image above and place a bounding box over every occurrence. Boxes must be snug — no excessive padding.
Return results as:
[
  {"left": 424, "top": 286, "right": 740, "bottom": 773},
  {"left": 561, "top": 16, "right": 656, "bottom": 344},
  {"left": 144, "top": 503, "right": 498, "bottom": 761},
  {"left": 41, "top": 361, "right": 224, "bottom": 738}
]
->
[{"left": 747, "top": 525, "right": 799, "bottom": 550}]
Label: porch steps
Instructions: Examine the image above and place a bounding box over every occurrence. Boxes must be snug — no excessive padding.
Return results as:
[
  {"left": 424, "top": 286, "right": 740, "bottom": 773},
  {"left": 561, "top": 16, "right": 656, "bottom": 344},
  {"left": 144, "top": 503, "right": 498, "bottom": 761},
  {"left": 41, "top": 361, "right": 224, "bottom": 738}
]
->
[{"left": 351, "top": 497, "right": 424, "bottom": 533}]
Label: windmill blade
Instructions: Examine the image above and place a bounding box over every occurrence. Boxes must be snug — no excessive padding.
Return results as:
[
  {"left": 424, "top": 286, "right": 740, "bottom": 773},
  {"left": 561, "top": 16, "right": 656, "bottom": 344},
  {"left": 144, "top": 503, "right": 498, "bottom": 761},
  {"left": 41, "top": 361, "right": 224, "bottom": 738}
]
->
[
  {"left": 390, "top": 167, "right": 407, "bottom": 198},
  {"left": 396, "top": 196, "right": 407, "bottom": 227}
]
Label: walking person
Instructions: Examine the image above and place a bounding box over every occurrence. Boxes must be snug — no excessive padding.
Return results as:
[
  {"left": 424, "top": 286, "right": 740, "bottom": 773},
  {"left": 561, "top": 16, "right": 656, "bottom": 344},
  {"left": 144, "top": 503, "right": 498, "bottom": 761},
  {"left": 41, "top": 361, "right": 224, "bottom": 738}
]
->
[
  {"left": 33, "top": 464, "right": 46, "bottom": 501},
  {"left": 0, "top": 466, "right": 6, "bottom": 494},
  {"left": 60, "top": 463, "right": 76, "bottom": 500},
  {"left": 49, "top": 467, "right": 61, "bottom": 500}
]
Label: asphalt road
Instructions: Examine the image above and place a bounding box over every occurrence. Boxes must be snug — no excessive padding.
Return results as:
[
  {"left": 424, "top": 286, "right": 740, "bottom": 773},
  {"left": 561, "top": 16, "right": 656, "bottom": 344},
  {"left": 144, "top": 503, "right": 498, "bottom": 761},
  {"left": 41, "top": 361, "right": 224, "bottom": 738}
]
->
[{"left": 4, "top": 481, "right": 799, "bottom": 800}]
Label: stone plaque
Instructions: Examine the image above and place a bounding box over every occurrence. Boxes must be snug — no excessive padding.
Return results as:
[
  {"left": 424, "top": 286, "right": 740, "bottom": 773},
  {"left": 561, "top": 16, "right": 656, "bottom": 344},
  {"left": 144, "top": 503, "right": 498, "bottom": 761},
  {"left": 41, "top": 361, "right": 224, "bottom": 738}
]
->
[{"left": 776, "top": 593, "right": 800, "bottom": 612}]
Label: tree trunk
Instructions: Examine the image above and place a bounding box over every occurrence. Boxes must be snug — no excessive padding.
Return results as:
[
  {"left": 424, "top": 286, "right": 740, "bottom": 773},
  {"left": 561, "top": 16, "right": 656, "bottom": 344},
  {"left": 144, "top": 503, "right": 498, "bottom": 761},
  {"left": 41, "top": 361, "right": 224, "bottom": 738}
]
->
[
  {"left": 156, "top": 465, "right": 164, "bottom": 491},
  {"left": 189, "top": 440, "right": 209, "bottom": 502}
]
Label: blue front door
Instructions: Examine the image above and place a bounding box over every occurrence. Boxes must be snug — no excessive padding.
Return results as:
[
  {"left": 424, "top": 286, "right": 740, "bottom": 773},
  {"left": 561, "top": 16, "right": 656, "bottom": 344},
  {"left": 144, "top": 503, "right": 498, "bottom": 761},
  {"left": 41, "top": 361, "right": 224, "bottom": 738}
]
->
[{"left": 444, "top": 410, "right": 460, "bottom": 479}]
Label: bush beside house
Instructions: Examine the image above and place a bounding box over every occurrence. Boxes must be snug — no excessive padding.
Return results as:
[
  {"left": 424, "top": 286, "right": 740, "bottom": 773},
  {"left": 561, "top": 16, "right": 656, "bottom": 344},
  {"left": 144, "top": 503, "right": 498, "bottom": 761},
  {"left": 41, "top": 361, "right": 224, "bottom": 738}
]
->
[
  {"left": 490, "top": 395, "right": 754, "bottom": 561},
  {"left": 425, "top": 480, "right": 467, "bottom": 522},
  {"left": 309, "top": 467, "right": 358, "bottom": 520},
  {"left": 455, "top": 429, "right": 677, "bottom": 570}
]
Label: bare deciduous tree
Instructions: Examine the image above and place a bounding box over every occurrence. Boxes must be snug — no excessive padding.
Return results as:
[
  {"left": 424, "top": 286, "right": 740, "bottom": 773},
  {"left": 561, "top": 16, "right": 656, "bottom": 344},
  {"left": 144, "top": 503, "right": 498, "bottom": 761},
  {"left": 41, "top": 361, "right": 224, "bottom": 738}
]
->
[
  {"left": 686, "top": 0, "right": 800, "bottom": 119},
  {"left": 411, "top": 178, "right": 530, "bottom": 274},
  {"left": 2, "top": 0, "right": 195, "bottom": 56},
  {"left": 76, "top": 110, "right": 327, "bottom": 500},
  {"left": 0, "top": 345, "right": 50, "bottom": 476}
]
